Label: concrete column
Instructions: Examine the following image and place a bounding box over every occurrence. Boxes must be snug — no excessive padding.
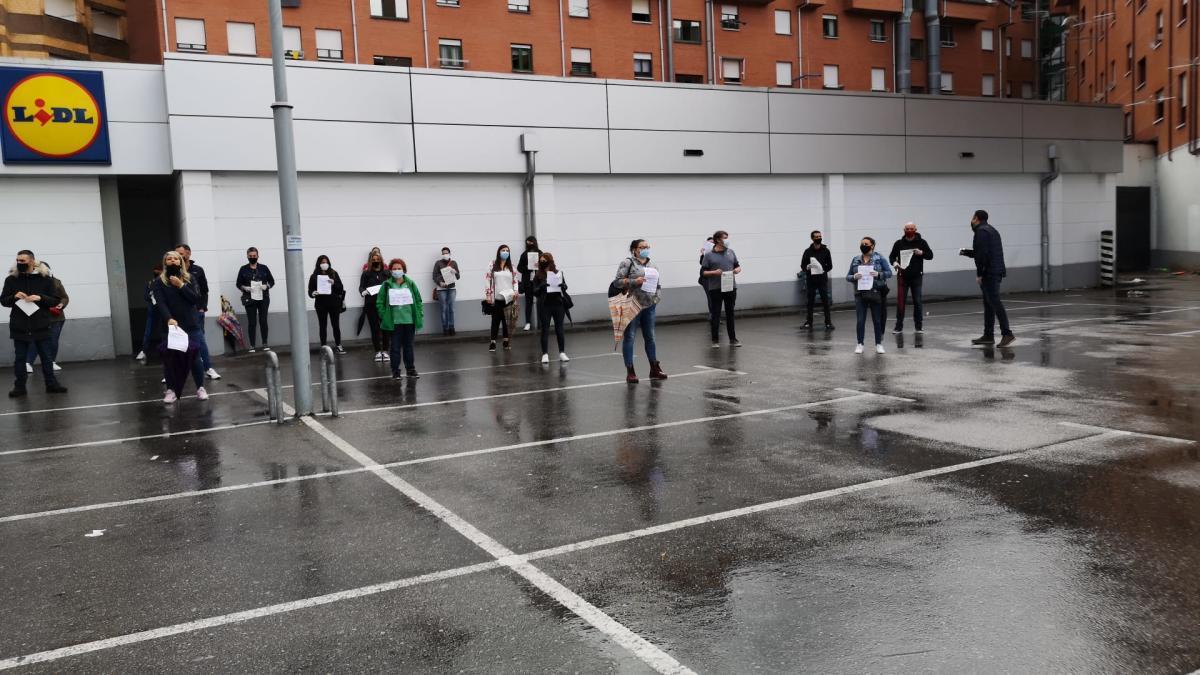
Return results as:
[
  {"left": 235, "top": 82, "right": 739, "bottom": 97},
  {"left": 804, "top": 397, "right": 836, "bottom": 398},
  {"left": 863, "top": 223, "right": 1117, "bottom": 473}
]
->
[
  {"left": 99, "top": 178, "right": 131, "bottom": 356},
  {"left": 174, "top": 171, "right": 226, "bottom": 355},
  {"left": 823, "top": 174, "right": 847, "bottom": 303}
]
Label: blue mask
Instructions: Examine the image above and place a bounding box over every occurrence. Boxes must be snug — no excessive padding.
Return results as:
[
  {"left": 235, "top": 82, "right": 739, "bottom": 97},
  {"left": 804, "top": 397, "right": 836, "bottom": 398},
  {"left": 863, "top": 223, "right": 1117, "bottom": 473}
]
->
[
  {"left": 391, "top": 270, "right": 404, "bottom": 279},
  {"left": 639, "top": 248, "right": 651, "bottom": 259},
  {"left": 500, "top": 251, "right": 510, "bottom": 261}
]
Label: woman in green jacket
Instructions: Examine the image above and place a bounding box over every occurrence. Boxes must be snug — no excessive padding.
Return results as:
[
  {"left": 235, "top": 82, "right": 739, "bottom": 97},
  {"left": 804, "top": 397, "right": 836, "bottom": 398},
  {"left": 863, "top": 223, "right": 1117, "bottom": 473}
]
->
[{"left": 376, "top": 258, "right": 423, "bottom": 379}]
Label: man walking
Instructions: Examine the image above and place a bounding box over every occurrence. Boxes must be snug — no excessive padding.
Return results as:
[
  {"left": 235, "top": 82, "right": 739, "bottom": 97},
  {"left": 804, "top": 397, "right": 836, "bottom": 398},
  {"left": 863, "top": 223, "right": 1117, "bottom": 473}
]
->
[
  {"left": 800, "top": 230, "right": 834, "bottom": 330},
  {"left": 888, "top": 222, "right": 933, "bottom": 333},
  {"left": 175, "top": 244, "right": 220, "bottom": 379},
  {"left": 959, "top": 210, "right": 1015, "bottom": 347},
  {"left": 2, "top": 250, "right": 68, "bottom": 397}
]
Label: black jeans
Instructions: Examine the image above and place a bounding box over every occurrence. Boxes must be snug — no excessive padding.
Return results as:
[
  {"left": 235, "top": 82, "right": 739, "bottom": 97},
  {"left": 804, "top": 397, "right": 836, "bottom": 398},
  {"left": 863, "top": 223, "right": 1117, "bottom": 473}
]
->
[
  {"left": 13, "top": 339, "right": 58, "bottom": 389},
  {"left": 316, "top": 306, "right": 342, "bottom": 346},
  {"left": 539, "top": 299, "right": 566, "bottom": 354},
  {"left": 980, "top": 276, "right": 1012, "bottom": 337},
  {"left": 523, "top": 292, "right": 537, "bottom": 327},
  {"left": 707, "top": 288, "right": 737, "bottom": 341},
  {"left": 894, "top": 275, "right": 923, "bottom": 330},
  {"left": 489, "top": 302, "right": 510, "bottom": 341},
  {"left": 245, "top": 298, "right": 269, "bottom": 347},
  {"left": 364, "top": 302, "right": 384, "bottom": 352},
  {"left": 390, "top": 323, "right": 416, "bottom": 372},
  {"left": 806, "top": 276, "right": 831, "bottom": 325}
]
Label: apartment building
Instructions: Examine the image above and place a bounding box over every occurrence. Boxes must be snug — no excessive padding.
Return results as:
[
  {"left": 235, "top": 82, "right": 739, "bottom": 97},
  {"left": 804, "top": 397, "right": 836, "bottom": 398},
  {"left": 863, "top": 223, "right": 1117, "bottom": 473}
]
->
[
  {"left": 120, "top": 0, "right": 1037, "bottom": 97},
  {"left": 0, "top": 0, "right": 130, "bottom": 60}
]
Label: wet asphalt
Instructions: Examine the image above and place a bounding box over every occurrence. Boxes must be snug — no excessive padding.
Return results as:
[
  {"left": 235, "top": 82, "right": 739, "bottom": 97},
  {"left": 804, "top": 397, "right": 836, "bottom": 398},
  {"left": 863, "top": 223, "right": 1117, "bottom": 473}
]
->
[{"left": 1, "top": 275, "right": 1198, "bottom": 673}]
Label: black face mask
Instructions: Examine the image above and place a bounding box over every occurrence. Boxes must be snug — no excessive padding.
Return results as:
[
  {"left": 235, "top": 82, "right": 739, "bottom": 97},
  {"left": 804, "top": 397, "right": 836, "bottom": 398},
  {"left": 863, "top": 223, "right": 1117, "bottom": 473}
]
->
[
  {"left": 527, "top": 243, "right": 536, "bottom": 251},
  {"left": 860, "top": 244, "right": 872, "bottom": 254},
  {"left": 16, "top": 262, "right": 29, "bottom": 274},
  {"left": 970, "top": 221, "right": 980, "bottom": 232},
  {"left": 166, "top": 264, "right": 182, "bottom": 277},
  {"left": 812, "top": 238, "right": 822, "bottom": 246},
  {"left": 247, "top": 257, "right": 258, "bottom": 264}
]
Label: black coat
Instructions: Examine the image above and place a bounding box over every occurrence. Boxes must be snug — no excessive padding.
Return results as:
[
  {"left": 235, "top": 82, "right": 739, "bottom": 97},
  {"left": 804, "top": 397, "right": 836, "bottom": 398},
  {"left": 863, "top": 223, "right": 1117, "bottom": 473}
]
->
[
  {"left": 236, "top": 263, "right": 276, "bottom": 303},
  {"left": 963, "top": 223, "right": 1007, "bottom": 279},
  {"left": 308, "top": 270, "right": 346, "bottom": 311},
  {"left": 151, "top": 276, "right": 203, "bottom": 332},
  {"left": 187, "top": 260, "right": 210, "bottom": 310},
  {"left": 1, "top": 268, "right": 59, "bottom": 341},
  {"left": 800, "top": 245, "right": 833, "bottom": 279},
  {"left": 888, "top": 234, "right": 934, "bottom": 281}
]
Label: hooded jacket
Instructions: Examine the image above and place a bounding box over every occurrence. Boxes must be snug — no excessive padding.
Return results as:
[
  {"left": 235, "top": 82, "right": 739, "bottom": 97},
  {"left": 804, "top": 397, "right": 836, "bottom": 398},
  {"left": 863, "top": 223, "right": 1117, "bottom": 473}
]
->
[
  {"left": 1, "top": 263, "right": 60, "bottom": 341},
  {"left": 888, "top": 233, "right": 934, "bottom": 281}
]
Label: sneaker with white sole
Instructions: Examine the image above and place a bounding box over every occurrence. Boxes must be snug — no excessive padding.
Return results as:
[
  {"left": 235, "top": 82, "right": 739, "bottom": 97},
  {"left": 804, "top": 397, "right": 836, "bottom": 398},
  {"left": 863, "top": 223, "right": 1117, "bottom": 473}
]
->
[
  {"left": 196, "top": 386, "right": 209, "bottom": 401},
  {"left": 205, "top": 368, "right": 221, "bottom": 380},
  {"left": 135, "top": 351, "right": 146, "bottom": 360},
  {"left": 163, "top": 390, "right": 177, "bottom": 404},
  {"left": 523, "top": 323, "right": 531, "bottom": 331},
  {"left": 382, "top": 352, "right": 390, "bottom": 361},
  {"left": 875, "top": 344, "right": 886, "bottom": 354},
  {"left": 559, "top": 352, "right": 569, "bottom": 362},
  {"left": 25, "top": 363, "right": 33, "bottom": 374},
  {"left": 541, "top": 353, "right": 550, "bottom": 364},
  {"left": 711, "top": 342, "right": 720, "bottom": 349},
  {"left": 263, "top": 345, "right": 271, "bottom": 351},
  {"left": 247, "top": 347, "right": 257, "bottom": 353},
  {"left": 854, "top": 344, "right": 865, "bottom": 354},
  {"left": 52, "top": 362, "right": 62, "bottom": 371}
]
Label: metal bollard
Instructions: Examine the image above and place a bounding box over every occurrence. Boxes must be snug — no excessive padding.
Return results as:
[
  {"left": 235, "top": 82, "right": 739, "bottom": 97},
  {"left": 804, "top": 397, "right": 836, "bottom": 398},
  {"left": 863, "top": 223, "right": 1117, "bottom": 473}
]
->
[
  {"left": 264, "top": 349, "right": 284, "bottom": 424},
  {"left": 1100, "top": 229, "right": 1115, "bottom": 288},
  {"left": 319, "top": 345, "right": 339, "bottom": 417}
]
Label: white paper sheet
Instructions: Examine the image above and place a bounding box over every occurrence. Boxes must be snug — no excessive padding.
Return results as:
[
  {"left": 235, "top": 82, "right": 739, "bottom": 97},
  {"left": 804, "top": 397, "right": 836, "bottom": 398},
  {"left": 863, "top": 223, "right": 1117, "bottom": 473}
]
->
[
  {"left": 365, "top": 284, "right": 382, "bottom": 296},
  {"left": 167, "top": 325, "right": 189, "bottom": 352},
  {"left": 316, "top": 275, "right": 333, "bottom": 295},
  {"left": 808, "top": 259, "right": 824, "bottom": 275},
  {"left": 440, "top": 266, "right": 458, "bottom": 285},
  {"left": 389, "top": 287, "right": 414, "bottom": 306},
  {"left": 899, "top": 249, "right": 915, "bottom": 269},
  {"left": 641, "top": 268, "right": 660, "bottom": 294},
  {"left": 527, "top": 252, "right": 539, "bottom": 270},
  {"left": 250, "top": 280, "right": 264, "bottom": 301},
  {"left": 15, "top": 299, "right": 38, "bottom": 316},
  {"left": 857, "top": 265, "right": 875, "bottom": 291},
  {"left": 721, "top": 270, "right": 735, "bottom": 293},
  {"left": 546, "top": 271, "right": 562, "bottom": 293}
]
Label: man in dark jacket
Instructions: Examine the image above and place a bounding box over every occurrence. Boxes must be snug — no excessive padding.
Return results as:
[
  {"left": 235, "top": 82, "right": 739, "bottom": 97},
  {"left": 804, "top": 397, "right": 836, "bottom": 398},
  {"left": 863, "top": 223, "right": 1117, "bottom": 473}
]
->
[
  {"left": 799, "top": 230, "right": 834, "bottom": 330},
  {"left": 1, "top": 250, "right": 68, "bottom": 397},
  {"left": 888, "top": 222, "right": 933, "bottom": 333},
  {"left": 959, "top": 210, "right": 1015, "bottom": 347},
  {"left": 176, "top": 244, "right": 220, "bottom": 379}
]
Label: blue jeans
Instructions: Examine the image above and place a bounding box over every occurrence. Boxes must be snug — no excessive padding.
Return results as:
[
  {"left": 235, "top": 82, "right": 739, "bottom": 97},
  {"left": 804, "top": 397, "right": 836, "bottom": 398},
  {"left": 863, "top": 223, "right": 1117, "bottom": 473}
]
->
[
  {"left": 141, "top": 309, "right": 157, "bottom": 351},
  {"left": 390, "top": 323, "right": 416, "bottom": 372},
  {"left": 980, "top": 276, "right": 1012, "bottom": 337},
  {"left": 13, "top": 339, "right": 58, "bottom": 388},
  {"left": 187, "top": 323, "right": 211, "bottom": 370},
  {"left": 855, "top": 296, "right": 884, "bottom": 345},
  {"left": 27, "top": 321, "right": 64, "bottom": 365},
  {"left": 622, "top": 304, "right": 657, "bottom": 367},
  {"left": 438, "top": 288, "right": 456, "bottom": 330}
]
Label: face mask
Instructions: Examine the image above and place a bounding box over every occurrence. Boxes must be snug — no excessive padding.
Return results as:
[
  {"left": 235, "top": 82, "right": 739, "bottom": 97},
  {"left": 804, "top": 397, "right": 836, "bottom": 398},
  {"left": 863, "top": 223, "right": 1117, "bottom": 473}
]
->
[
  {"left": 16, "top": 262, "right": 29, "bottom": 273},
  {"left": 539, "top": 259, "right": 549, "bottom": 268},
  {"left": 248, "top": 257, "right": 258, "bottom": 264},
  {"left": 371, "top": 260, "right": 382, "bottom": 269},
  {"left": 166, "top": 264, "right": 182, "bottom": 276},
  {"left": 391, "top": 270, "right": 404, "bottom": 279},
  {"left": 813, "top": 238, "right": 822, "bottom": 245},
  {"left": 970, "top": 221, "right": 980, "bottom": 231},
  {"left": 527, "top": 243, "right": 536, "bottom": 251},
  {"left": 319, "top": 263, "right": 329, "bottom": 271},
  {"left": 500, "top": 251, "right": 510, "bottom": 261},
  {"left": 720, "top": 239, "right": 729, "bottom": 248},
  {"left": 639, "top": 248, "right": 651, "bottom": 259},
  {"left": 442, "top": 254, "right": 450, "bottom": 261},
  {"left": 860, "top": 244, "right": 872, "bottom": 254}
]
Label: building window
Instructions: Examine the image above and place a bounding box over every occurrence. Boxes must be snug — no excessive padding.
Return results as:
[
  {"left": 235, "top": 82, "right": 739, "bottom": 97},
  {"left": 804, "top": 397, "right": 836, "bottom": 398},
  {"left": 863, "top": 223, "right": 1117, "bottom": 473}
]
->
[
  {"left": 370, "top": 0, "right": 408, "bottom": 19},
  {"left": 175, "top": 18, "right": 207, "bottom": 52},
  {"left": 1155, "top": 11, "right": 1164, "bottom": 44},
  {"left": 634, "top": 52, "right": 653, "bottom": 79},
  {"left": 1182, "top": 0, "right": 1189, "bottom": 23},
  {"left": 509, "top": 0, "right": 530, "bottom": 12},
  {"left": 776, "top": 62, "right": 793, "bottom": 87},
  {"left": 775, "top": 10, "right": 791, "bottom": 35},
  {"left": 1136, "top": 57, "right": 1147, "bottom": 88},
  {"left": 44, "top": 0, "right": 77, "bottom": 21},
  {"left": 436, "top": 0, "right": 460, "bottom": 6},
  {"left": 721, "top": 5, "right": 740, "bottom": 30},
  {"left": 315, "top": 29, "right": 343, "bottom": 61},
  {"left": 1021, "top": 81, "right": 1034, "bottom": 98},
  {"left": 981, "top": 28, "right": 994, "bottom": 51},
  {"left": 1126, "top": 44, "right": 1133, "bottom": 73},
  {"left": 1179, "top": 74, "right": 1189, "bottom": 124},
  {"left": 1021, "top": 0, "right": 1036, "bottom": 20},
  {"left": 823, "top": 64, "right": 840, "bottom": 89},
  {"left": 941, "top": 25, "right": 955, "bottom": 47},
  {"left": 569, "top": 0, "right": 589, "bottom": 18},
  {"left": 721, "top": 57, "right": 743, "bottom": 84},
  {"left": 374, "top": 55, "right": 412, "bottom": 66},
  {"left": 982, "top": 74, "right": 995, "bottom": 96},
  {"left": 91, "top": 9, "right": 122, "bottom": 39},
  {"left": 511, "top": 43, "right": 533, "bottom": 72},
  {"left": 1005, "top": 80, "right": 1012, "bottom": 97},
  {"left": 912, "top": 39, "right": 925, "bottom": 60},
  {"left": 1020, "top": 39, "right": 1033, "bottom": 58},
  {"left": 940, "top": 72, "right": 954, "bottom": 92},
  {"left": 675, "top": 73, "right": 703, "bottom": 83},
  {"left": 1005, "top": 37, "right": 1012, "bottom": 56},
  {"left": 570, "top": 48, "right": 593, "bottom": 75},
  {"left": 1111, "top": 59, "right": 1117, "bottom": 85},
  {"left": 871, "top": 67, "right": 887, "bottom": 91},
  {"left": 1124, "top": 111, "right": 1133, "bottom": 137},
  {"left": 869, "top": 20, "right": 886, "bottom": 42},
  {"left": 227, "top": 22, "right": 257, "bottom": 55},
  {"left": 674, "top": 19, "right": 702, "bottom": 43},
  {"left": 1138, "top": 0, "right": 1148, "bottom": 12},
  {"left": 1154, "top": 89, "right": 1165, "bottom": 122},
  {"left": 283, "top": 26, "right": 303, "bottom": 58},
  {"left": 1080, "top": 60, "right": 1086, "bottom": 82},
  {"left": 632, "top": 0, "right": 651, "bottom": 23},
  {"left": 823, "top": 15, "right": 838, "bottom": 38},
  {"left": 439, "top": 38, "right": 464, "bottom": 68}
]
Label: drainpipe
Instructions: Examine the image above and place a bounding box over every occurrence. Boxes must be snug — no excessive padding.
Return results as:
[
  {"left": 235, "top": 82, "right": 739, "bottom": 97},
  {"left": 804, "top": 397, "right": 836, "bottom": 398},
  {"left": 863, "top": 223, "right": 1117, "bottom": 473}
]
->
[
  {"left": 705, "top": 0, "right": 715, "bottom": 84},
  {"left": 521, "top": 134, "right": 540, "bottom": 239},
  {"left": 558, "top": 0, "right": 567, "bottom": 77},
  {"left": 349, "top": 0, "right": 360, "bottom": 64},
  {"left": 658, "top": 0, "right": 666, "bottom": 80},
  {"left": 666, "top": 0, "right": 675, "bottom": 81},
  {"left": 161, "top": 0, "right": 169, "bottom": 55},
  {"left": 926, "top": 0, "right": 941, "bottom": 93},
  {"left": 898, "top": 0, "right": 912, "bottom": 92},
  {"left": 420, "top": 0, "right": 430, "bottom": 67},
  {"left": 1039, "top": 144, "right": 1059, "bottom": 292}
]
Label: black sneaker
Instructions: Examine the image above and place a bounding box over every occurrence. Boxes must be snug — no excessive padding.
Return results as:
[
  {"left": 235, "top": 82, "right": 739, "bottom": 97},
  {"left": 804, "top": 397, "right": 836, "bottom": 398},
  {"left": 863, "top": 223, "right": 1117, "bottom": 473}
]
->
[
  {"left": 997, "top": 335, "right": 1016, "bottom": 348},
  {"left": 8, "top": 387, "right": 27, "bottom": 398},
  {"left": 488, "top": 341, "right": 497, "bottom": 352},
  {"left": 45, "top": 383, "right": 68, "bottom": 394},
  {"left": 825, "top": 324, "right": 835, "bottom": 331},
  {"left": 406, "top": 369, "right": 420, "bottom": 379},
  {"left": 800, "top": 322, "right": 812, "bottom": 330},
  {"left": 892, "top": 325, "right": 903, "bottom": 334},
  {"left": 971, "top": 335, "right": 996, "bottom": 345},
  {"left": 392, "top": 372, "right": 403, "bottom": 380}
]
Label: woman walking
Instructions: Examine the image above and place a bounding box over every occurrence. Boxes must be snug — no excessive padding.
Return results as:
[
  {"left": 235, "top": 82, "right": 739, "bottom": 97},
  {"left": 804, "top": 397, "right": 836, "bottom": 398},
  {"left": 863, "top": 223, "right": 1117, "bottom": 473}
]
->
[
  {"left": 532, "top": 251, "right": 569, "bottom": 364},
  {"left": 152, "top": 250, "right": 207, "bottom": 402},
  {"left": 377, "top": 258, "right": 423, "bottom": 379},
  {"left": 516, "top": 236, "right": 541, "bottom": 331},
  {"left": 235, "top": 247, "right": 275, "bottom": 352},
  {"left": 25, "top": 264, "right": 68, "bottom": 373},
  {"left": 846, "top": 236, "right": 893, "bottom": 355},
  {"left": 615, "top": 239, "right": 667, "bottom": 384},
  {"left": 485, "top": 244, "right": 519, "bottom": 352},
  {"left": 360, "top": 250, "right": 390, "bottom": 361},
  {"left": 308, "top": 254, "right": 346, "bottom": 354}
]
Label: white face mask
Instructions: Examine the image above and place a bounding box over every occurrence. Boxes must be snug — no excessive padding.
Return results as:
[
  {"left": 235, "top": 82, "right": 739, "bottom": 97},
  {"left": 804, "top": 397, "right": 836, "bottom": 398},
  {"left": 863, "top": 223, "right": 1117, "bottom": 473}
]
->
[
  {"left": 442, "top": 254, "right": 450, "bottom": 261},
  {"left": 319, "top": 263, "right": 329, "bottom": 271}
]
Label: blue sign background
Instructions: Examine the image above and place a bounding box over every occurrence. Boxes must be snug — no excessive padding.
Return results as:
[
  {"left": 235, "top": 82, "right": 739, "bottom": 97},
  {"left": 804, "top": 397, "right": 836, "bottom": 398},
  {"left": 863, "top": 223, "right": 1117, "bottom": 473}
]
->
[{"left": 0, "top": 67, "right": 112, "bottom": 165}]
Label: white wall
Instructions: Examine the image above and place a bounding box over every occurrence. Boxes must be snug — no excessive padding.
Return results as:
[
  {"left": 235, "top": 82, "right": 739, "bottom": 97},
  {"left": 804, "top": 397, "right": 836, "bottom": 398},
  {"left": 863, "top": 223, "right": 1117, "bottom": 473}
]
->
[{"left": 1155, "top": 149, "right": 1200, "bottom": 257}]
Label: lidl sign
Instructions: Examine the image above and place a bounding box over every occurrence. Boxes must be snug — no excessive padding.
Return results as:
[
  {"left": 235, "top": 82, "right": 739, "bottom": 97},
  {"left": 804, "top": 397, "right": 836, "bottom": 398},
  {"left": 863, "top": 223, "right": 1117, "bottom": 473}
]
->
[{"left": 1, "top": 68, "right": 111, "bottom": 164}]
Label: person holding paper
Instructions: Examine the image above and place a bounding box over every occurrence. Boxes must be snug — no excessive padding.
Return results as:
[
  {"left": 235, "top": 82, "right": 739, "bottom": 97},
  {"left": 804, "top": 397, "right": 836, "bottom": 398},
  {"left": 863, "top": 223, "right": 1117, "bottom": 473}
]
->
[
  {"left": 377, "top": 258, "right": 424, "bottom": 379},
  {"left": 532, "top": 252, "right": 570, "bottom": 364},
  {"left": 308, "top": 255, "right": 347, "bottom": 354},
  {"left": 960, "top": 209, "right": 1015, "bottom": 347},
  {"left": 516, "top": 236, "right": 541, "bottom": 332},
  {"left": 23, "top": 262, "right": 68, "bottom": 375},
  {"left": 800, "top": 230, "right": 835, "bottom": 331},
  {"left": 152, "top": 250, "right": 207, "bottom": 403},
  {"left": 615, "top": 239, "right": 667, "bottom": 383},
  {"left": 699, "top": 230, "right": 742, "bottom": 348},
  {"left": 360, "top": 251, "right": 391, "bottom": 361},
  {"left": 888, "top": 222, "right": 934, "bottom": 334},
  {"left": 174, "top": 244, "right": 220, "bottom": 381},
  {"left": 432, "top": 246, "right": 461, "bottom": 337},
  {"left": 235, "top": 247, "right": 276, "bottom": 352},
  {"left": 845, "top": 237, "right": 893, "bottom": 355},
  {"left": 485, "top": 244, "right": 519, "bottom": 352},
  {"left": 2, "top": 250, "right": 67, "bottom": 397}
]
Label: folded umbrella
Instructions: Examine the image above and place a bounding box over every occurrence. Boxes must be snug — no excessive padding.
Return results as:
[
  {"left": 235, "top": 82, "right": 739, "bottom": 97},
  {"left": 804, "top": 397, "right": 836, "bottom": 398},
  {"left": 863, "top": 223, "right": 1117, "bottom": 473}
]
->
[{"left": 607, "top": 291, "right": 646, "bottom": 351}]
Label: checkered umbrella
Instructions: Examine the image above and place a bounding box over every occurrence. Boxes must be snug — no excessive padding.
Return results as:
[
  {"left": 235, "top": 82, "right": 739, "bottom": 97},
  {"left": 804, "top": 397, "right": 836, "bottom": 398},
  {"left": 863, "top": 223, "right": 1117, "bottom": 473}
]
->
[
  {"left": 607, "top": 290, "right": 646, "bottom": 350},
  {"left": 216, "top": 295, "right": 246, "bottom": 348}
]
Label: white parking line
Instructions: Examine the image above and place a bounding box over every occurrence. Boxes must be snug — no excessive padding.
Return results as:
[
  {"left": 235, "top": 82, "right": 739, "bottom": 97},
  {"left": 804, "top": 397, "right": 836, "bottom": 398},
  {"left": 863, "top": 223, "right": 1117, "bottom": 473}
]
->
[
  {"left": 1147, "top": 328, "right": 1200, "bottom": 337},
  {"left": 1010, "top": 306, "right": 1200, "bottom": 331},
  {"left": 0, "top": 419, "right": 275, "bottom": 458},
  {"left": 925, "top": 303, "right": 1076, "bottom": 320},
  {"left": 1058, "top": 422, "right": 1195, "bottom": 444}
]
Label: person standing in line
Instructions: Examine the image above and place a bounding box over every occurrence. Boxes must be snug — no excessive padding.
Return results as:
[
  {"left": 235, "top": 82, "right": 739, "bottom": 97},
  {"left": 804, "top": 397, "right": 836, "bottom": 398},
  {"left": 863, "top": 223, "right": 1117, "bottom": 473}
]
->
[
  {"left": 700, "top": 230, "right": 742, "bottom": 348},
  {"left": 800, "top": 230, "right": 834, "bottom": 330},
  {"left": 485, "top": 244, "right": 519, "bottom": 352},
  {"left": 174, "top": 244, "right": 220, "bottom": 380},
  {"left": 2, "top": 250, "right": 68, "bottom": 397},
  {"left": 960, "top": 209, "right": 1015, "bottom": 347},
  {"left": 888, "top": 222, "right": 934, "bottom": 334},
  {"left": 362, "top": 246, "right": 382, "bottom": 272},
  {"left": 377, "top": 258, "right": 423, "bottom": 379},
  {"left": 532, "top": 251, "right": 570, "bottom": 364},
  {"left": 308, "top": 254, "right": 347, "bottom": 354},
  {"left": 616, "top": 239, "right": 667, "bottom": 384},
  {"left": 24, "top": 262, "right": 67, "bottom": 374},
  {"left": 360, "top": 250, "right": 390, "bottom": 361},
  {"left": 846, "top": 236, "right": 893, "bottom": 355},
  {"left": 136, "top": 265, "right": 163, "bottom": 360},
  {"left": 516, "top": 236, "right": 541, "bottom": 331},
  {"left": 432, "top": 246, "right": 461, "bottom": 336},
  {"left": 152, "top": 250, "right": 206, "bottom": 403},
  {"left": 235, "top": 247, "right": 276, "bottom": 353}
]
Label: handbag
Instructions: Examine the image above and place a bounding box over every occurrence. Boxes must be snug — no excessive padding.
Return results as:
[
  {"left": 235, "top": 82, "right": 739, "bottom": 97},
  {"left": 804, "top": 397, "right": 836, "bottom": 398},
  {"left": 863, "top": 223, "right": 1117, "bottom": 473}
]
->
[
  {"left": 608, "top": 257, "right": 634, "bottom": 298},
  {"left": 856, "top": 288, "right": 882, "bottom": 304},
  {"left": 480, "top": 299, "right": 494, "bottom": 316}
]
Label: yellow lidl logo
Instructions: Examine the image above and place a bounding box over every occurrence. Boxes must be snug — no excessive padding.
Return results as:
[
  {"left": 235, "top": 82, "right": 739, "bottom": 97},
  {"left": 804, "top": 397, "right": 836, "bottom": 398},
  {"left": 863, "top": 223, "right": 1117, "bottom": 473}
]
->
[{"left": 1, "top": 68, "right": 111, "bottom": 164}]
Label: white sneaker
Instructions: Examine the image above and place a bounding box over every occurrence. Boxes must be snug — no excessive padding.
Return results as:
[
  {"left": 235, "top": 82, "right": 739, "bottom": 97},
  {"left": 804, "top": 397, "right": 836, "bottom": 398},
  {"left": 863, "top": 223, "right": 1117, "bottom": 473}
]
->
[
  {"left": 263, "top": 345, "right": 272, "bottom": 351},
  {"left": 52, "top": 362, "right": 62, "bottom": 371},
  {"left": 247, "top": 347, "right": 257, "bottom": 353},
  {"left": 163, "top": 390, "right": 177, "bottom": 404},
  {"left": 135, "top": 350, "right": 146, "bottom": 360},
  {"left": 559, "top": 352, "right": 569, "bottom": 362},
  {"left": 205, "top": 368, "right": 221, "bottom": 380},
  {"left": 875, "top": 344, "right": 886, "bottom": 354},
  {"left": 541, "top": 353, "right": 550, "bottom": 364},
  {"left": 196, "top": 386, "right": 209, "bottom": 401},
  {"left": 373, "top": 352, "right": 383, "bottom": 362},
  {"left": 382, "top": 352, "right": 390, "bottom": 361},
  {"left": 854, "top": 344, "right": 864, "bottom": 354},
  {"left": 524, "top": 323, "right": 532, "bottom": 331},
  {"left": 25, "top": 363, "right": 33, "bottom": 373}
]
